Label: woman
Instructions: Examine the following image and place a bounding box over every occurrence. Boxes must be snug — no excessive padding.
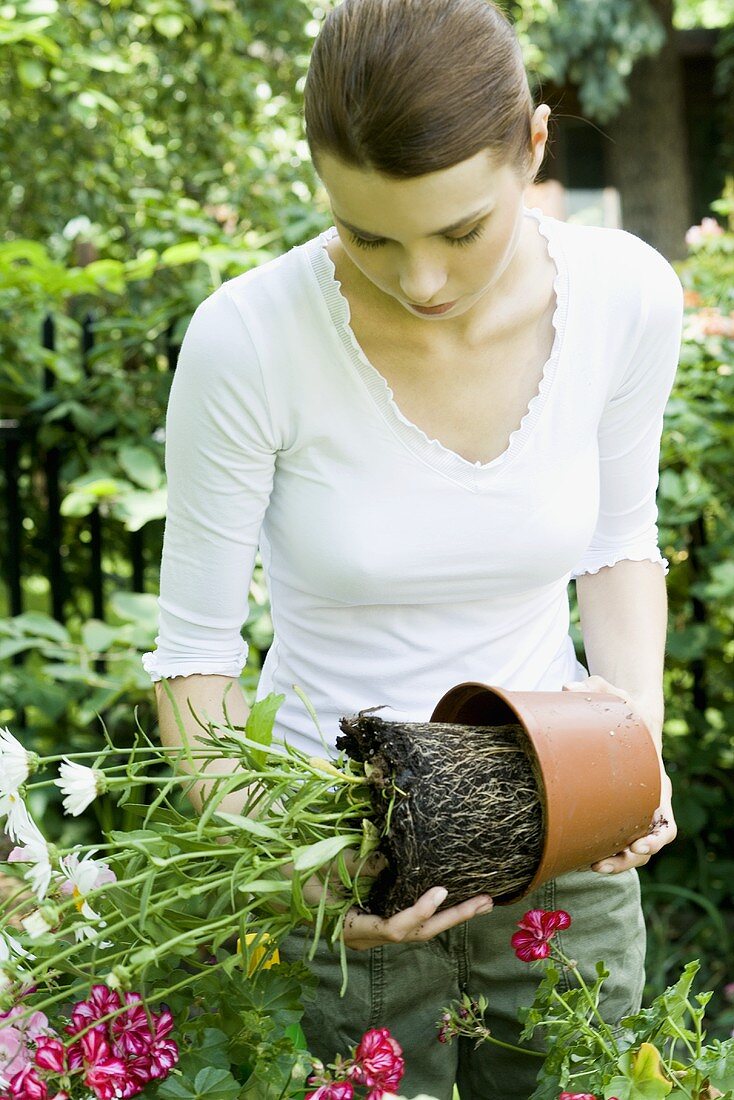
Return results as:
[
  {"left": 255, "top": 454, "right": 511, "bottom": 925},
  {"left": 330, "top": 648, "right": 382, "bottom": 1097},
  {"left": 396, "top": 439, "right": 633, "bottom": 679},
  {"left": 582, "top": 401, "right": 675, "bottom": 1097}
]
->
[{"left": 143, "top": 0, "right": 682, "bottom": 1095}]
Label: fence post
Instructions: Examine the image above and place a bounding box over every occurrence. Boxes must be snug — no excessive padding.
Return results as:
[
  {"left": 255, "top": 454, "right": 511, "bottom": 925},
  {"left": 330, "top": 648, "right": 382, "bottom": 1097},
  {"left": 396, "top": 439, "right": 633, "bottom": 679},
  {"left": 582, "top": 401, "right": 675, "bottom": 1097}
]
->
[
  {"left": 42, "top": 315, "right": 67, "bottom": 622},
  {"left": 0, "top": 418, "right": 23, "bottom": 617}
]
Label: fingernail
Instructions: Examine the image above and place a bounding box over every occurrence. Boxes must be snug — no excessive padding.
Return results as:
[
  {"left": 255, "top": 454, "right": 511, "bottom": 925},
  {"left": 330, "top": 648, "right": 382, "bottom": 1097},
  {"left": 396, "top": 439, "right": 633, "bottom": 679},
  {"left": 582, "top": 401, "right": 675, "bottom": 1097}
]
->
[
  {"left": 597, "top": 864, "right": 613, "bottom": 874},
  {"left": 636, "top": 845, "right": 650, "bottom": 854},
  {"left": 433, "top": 888, "right": 448, "bottom": 906}
]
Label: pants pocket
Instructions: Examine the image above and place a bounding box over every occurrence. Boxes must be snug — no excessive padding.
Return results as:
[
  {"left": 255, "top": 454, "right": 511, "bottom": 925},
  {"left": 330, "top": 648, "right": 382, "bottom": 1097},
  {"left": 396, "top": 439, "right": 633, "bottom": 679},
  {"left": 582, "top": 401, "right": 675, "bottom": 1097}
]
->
[{"left": 549, "top": 866, "right": 646, "bottom": 1022}]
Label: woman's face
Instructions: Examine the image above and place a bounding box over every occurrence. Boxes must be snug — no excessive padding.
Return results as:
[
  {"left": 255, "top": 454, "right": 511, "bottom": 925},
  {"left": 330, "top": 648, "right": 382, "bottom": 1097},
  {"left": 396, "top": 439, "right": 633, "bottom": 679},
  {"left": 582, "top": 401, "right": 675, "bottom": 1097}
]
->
[{"left": 316, "top": 112, "right": 548, "bottom": 331}]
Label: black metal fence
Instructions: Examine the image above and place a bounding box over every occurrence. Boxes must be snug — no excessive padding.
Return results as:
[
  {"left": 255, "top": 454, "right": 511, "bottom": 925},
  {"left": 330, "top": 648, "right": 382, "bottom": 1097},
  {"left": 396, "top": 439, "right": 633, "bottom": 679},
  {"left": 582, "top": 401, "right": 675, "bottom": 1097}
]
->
[{"left": 0, "top": 313, "right": 178, "bottom": 626}]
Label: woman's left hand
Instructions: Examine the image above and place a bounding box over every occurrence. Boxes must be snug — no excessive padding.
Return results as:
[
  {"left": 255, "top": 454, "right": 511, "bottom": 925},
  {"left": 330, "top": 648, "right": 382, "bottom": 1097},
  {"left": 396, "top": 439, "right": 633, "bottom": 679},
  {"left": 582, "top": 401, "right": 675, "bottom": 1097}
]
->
[{"left": 562, "top": 676, "right": 677, "bottom": 874}]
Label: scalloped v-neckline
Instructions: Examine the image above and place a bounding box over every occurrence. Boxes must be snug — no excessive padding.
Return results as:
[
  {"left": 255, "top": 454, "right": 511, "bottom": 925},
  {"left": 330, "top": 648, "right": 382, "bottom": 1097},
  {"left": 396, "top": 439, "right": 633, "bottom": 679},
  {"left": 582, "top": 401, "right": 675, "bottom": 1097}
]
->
[{"left": 305, "top": 206, "right": 569, "bottom": 490}]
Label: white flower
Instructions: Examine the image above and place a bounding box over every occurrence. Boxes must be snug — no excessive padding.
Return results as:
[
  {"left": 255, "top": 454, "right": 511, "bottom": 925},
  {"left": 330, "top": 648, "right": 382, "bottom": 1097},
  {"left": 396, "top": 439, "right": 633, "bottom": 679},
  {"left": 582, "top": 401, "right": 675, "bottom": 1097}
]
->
[
  {"left": 0, "top": 789, "right": 33, "bottom": 843},
  {"left": 58, "top": 849, "right": 115, "bottom": 920},
  {"left": 0, "top": 727, "right": 37, "bottom": 796},
  {"left": 57, "top": 849, "right": 115, "bottom": 947},
  {"left": 20, "top": 910, "right": 53, "bottom": 939},
  {"left": 7, "top": 816, "right": 52, "bottom": 901},
  {"left": 54, "top": 759, "right": 106, "bottom": 816},
  {"left": 0, "top": 930, "right": 34, "bottom": 963}
]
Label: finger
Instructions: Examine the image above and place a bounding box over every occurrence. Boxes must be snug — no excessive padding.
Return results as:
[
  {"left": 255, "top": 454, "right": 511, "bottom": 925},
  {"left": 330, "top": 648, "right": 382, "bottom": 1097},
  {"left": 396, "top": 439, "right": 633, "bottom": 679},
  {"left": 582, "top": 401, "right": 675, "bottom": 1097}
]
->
[
  {"left": 390, "top": 890, "right": 494, "bottom": 942},
  {"left": 592, "top": 847, "right": 650, "bottom": 874},
  {"left": 344, "top": 890, "right": 493, "bottom": 950},
  {"left": 630, "top": 822, "right": 677, "bottom": 855}
]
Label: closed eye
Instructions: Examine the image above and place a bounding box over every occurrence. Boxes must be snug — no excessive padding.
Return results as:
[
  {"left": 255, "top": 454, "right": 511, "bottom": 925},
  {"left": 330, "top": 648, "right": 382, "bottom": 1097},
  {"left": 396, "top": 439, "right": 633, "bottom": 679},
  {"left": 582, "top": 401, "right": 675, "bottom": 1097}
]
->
[{"left": 348, "top": 224, "right": 487, "bottom": 250}]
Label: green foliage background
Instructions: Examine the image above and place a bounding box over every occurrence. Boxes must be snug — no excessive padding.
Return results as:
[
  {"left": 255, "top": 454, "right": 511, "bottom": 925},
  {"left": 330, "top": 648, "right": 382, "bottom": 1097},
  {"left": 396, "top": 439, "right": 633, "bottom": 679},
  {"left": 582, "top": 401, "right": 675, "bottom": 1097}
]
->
[{"left": 1, "top": 0, "right": 733, "bottom": 1079}]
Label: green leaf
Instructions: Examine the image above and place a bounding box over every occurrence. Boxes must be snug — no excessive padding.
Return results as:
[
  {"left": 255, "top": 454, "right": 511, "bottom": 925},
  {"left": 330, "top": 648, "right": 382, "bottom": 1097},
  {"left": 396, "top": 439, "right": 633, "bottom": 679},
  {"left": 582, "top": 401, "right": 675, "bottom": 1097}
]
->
[
  {"left": 81, "top": 619, "right": 119, "bottom": 653},
  {"left": 153, "top": 13, "right": 185, "bottom": 38},
  {"left": 292, "top": 835, "right": 353, "bottom": 874},
  {"left": 160, "top": 241, "right": 203, "bottom": 266},
  {"left": 236, "top": 878, "right": 290, "bottom": 894},
  {"left": 108, "top": 591, "right": 159, "bottom": 631},
  {"left": 17, "top": 58, "right": 46, "bottom": 87},
  {"left": 112, "top": 487, "right": 167, "bottom": 531},
  {"left": 118, "top": 444, "right": 163, "bottom": 489},
  {"left": 244, "top": 693, "right": 285, "bottom": 768},
  {"left": 213, "top": 811, "right": 281, "bottom": 841},
  {"left": 12, "top": 612, "right": 70, "bottom": 644}
]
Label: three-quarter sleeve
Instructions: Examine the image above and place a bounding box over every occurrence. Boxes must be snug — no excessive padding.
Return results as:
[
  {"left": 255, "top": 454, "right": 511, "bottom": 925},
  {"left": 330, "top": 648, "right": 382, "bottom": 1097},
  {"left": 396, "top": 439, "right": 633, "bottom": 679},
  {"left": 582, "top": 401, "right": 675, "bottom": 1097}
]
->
[
  {"left": 570, "top": 250, "right": 684, "bottom": 580},
  {"left": 142, "top": 284, "right": 278, "bottom": 681}
]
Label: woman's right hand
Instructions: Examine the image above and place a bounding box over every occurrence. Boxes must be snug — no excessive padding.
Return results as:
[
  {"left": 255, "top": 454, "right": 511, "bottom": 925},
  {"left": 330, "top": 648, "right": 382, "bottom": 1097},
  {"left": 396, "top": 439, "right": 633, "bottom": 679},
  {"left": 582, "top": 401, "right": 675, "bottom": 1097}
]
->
[
  {"left": 283, "top": 849, "right": 493, "bottom": 949},
  {"left": 341, "top": 887, "right": 494, "bottom": 951}
]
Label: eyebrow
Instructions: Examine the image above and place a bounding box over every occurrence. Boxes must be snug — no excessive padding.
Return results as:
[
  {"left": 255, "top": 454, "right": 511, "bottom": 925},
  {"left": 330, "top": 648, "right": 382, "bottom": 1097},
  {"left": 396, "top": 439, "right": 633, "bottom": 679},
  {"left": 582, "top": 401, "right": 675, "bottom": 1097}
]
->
[{"left": 333, "top": 202, "right": 494, "bottom": 241}]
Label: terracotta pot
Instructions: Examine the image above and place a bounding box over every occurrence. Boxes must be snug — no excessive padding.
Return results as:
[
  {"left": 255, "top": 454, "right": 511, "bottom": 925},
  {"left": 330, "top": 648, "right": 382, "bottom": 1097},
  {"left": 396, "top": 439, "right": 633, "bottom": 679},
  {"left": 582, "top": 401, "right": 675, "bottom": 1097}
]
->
[{"left": 431, "top": 682, "right": 661, "bottom": 903}]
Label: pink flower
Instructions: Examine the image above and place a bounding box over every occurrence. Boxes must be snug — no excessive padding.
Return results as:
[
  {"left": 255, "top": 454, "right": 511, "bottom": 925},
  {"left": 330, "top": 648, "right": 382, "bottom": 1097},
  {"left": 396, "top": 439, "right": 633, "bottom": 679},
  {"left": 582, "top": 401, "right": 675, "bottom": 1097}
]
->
[
  {"left": 558, "top": 1093, "right": 599, "bottom": 1099},
  {"left": 511, "top": 909, "right": 571, "bottom": 962},
  {"left": 0, "top": 1025, "right": 29, "bottom": 1084},
  {"left": 0, "top": 1009, "right": 52, "bottom": 1044},
  {"left": 348, "top": 1028, "right": 404, "bottom": 1091},
  {"left": 685, "top": 217, "right": 724, "bottom": 246},
  {"left": 305, "top": 1084, "right": 354, "bottom": 1100}
]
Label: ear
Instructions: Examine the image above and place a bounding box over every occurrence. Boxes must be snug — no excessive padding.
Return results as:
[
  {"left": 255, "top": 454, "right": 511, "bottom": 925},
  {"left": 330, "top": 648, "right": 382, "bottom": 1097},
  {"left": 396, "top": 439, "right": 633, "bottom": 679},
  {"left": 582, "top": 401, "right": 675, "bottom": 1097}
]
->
[{"left": 528, "top": 105, "right": 551, "bottom": 174}]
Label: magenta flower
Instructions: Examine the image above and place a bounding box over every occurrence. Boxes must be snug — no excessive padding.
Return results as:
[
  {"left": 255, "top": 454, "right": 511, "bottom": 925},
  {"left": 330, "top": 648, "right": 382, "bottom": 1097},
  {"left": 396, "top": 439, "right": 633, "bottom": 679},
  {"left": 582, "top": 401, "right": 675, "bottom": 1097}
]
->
[
  {"left": 62, "top": 985, "right": 178, "bottom": 1097},
  {"left": 559, "top": 1093, "right": 608, "bottom": 1099},
  {"left": 6, "top": 1061, "right": 48, "bottom": 1099},
  {"left": 347, "top": 1027, "right": 405, "bottom": 1091},
  {"left": 33, "top": 1036, "right": 67, "bottom": 1074},
  {"left": 511, "top": 909, "right": 571, "bottom": 962},
  {"left": 110, "top": 993, "right": 154, "bottom": 1057},
  {"left": 305, "top": 1083, "right": 354, "bottom": 1100},
  {"left": 66, "top": 984, "right": 122, "bottom": 1035},
  {"left": 143, "top": 1008, "right": 179, "bottom": 1079}
]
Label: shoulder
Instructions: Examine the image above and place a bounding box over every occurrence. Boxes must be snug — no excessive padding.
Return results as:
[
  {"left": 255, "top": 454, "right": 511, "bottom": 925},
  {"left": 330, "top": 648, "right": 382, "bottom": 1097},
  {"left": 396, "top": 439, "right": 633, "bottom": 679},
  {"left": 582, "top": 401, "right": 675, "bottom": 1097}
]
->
[
  {"left": 218, "top": 237, "right": 318, "bottom": 324},
  {"left": 556, "top": 217, "right": 683, "bottom": 309}
]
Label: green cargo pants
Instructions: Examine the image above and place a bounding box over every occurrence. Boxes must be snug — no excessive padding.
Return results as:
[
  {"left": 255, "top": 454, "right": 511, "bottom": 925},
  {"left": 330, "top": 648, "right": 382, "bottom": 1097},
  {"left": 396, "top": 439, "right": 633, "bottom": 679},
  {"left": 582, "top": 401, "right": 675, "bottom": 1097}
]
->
[{"left": 278, "top": 867, "right": 646, "bottom": 1099}]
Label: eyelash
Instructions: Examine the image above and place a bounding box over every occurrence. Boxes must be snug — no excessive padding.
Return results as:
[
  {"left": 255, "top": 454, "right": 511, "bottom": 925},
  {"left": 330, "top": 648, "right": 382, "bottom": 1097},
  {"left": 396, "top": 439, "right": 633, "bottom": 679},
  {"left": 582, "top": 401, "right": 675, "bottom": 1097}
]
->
[{"left": 348, "top": 224, "right": 486, "bottom": 250}]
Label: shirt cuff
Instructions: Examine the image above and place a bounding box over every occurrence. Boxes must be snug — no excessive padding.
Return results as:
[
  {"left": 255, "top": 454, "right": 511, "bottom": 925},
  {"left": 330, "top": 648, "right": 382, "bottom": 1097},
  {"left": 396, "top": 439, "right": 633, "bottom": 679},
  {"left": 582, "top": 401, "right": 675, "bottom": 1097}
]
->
[
  {"left": 571, "top": 547, "right": 670, "bottom": 580},
  {"left": 141, "top": 640, "right": 249, "bottom": 683}
]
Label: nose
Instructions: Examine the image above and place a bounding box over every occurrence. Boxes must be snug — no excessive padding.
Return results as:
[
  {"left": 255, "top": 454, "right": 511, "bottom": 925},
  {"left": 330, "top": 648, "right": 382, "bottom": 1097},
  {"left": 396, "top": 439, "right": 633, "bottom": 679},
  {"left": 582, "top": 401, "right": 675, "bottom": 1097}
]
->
[{"left": 398, "top": 257, "right": 448, "bottom": 306}]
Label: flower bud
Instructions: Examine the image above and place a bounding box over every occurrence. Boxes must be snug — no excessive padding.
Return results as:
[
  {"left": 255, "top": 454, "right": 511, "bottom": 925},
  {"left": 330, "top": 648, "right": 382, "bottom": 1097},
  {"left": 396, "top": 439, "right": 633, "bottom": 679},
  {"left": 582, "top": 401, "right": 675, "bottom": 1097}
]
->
[{"left": 105, "top": 964, "right": 132, "bottom": 992}]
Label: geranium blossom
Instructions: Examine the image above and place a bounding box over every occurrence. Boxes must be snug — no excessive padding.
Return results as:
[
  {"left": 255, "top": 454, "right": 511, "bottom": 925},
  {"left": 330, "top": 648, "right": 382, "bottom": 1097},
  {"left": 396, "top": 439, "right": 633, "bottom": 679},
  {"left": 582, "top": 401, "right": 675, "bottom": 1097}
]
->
[
  {"left": 305, "top": 1083, "right": 354, "bottom": 1100},
  {"left": 511, "top": 909, "right": 571, "bottom": 961},
  {"left": 348, "top": 1027, "right": 405, "bottom": 1092},
  {"left": 62, "top": 984, "right": 179, "bottom": 1097}
]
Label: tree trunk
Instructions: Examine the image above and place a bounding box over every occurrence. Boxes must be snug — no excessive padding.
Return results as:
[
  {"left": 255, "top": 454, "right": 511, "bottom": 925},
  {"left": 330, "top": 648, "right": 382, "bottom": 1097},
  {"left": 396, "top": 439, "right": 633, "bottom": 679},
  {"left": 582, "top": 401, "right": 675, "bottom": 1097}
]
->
[{"left": 605, "top": 0, "right": 694, "bottom": 259}]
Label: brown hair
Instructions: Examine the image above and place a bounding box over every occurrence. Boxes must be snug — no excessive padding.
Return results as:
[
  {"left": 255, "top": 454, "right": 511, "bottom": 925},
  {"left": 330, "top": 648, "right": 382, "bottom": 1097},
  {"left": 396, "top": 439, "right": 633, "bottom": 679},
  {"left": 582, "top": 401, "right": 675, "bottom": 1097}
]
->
[{"left": 303, "top": 0, "right": 538, "bottom": 182}]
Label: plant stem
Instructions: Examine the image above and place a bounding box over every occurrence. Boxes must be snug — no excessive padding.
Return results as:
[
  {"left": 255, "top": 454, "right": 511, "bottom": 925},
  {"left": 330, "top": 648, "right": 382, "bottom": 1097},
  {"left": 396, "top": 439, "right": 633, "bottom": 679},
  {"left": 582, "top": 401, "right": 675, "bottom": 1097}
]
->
[
  {"left": 551, "top": 947, "right": 619, "bottom": 1056},
  {"left": 549, "top": 988, "right": 616, "bottom": 1061}
]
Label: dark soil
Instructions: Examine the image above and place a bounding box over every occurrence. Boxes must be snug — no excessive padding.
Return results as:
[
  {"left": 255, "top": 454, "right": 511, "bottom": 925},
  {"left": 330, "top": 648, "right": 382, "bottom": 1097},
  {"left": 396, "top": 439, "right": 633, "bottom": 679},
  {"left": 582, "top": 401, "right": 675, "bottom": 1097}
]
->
[{"left": 336, "top": 712, "right": 544, "bottom": 917}]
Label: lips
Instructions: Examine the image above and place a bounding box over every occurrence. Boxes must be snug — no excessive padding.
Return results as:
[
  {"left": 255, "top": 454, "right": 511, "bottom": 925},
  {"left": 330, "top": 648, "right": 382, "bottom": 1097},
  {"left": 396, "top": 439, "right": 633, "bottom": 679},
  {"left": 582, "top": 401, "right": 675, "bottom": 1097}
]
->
[{"left": 408, "top": 300, "right": 457, "bottom": 315}]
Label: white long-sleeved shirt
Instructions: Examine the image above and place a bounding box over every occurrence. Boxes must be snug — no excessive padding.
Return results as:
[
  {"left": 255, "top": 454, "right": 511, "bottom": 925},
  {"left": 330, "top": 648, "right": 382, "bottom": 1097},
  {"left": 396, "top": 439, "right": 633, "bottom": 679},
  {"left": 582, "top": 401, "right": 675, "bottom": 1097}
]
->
[{"left": 142, "top": 206, "right": 684, "bottom": 757}]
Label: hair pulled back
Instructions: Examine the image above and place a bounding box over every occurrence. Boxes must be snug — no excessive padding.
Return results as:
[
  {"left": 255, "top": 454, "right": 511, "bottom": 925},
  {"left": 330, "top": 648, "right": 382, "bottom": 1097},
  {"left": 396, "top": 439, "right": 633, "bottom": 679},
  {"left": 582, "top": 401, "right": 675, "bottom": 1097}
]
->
[{"left": 303, "top": 0, "right": 537, "bottom": 181}]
